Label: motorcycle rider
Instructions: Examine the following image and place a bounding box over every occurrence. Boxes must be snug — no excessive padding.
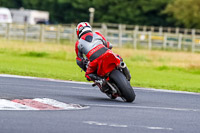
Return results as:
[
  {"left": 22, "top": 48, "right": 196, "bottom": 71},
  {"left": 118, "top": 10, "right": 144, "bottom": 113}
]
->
[{"left": 75, "top": 22, "right": 130, "bottom": 83}]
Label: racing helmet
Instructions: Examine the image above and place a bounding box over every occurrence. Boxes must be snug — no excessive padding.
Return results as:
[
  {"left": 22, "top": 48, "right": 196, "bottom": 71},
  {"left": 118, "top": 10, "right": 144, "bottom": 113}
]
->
[{"left": 76, "top": 22, "right": 92, "bottom": 39}]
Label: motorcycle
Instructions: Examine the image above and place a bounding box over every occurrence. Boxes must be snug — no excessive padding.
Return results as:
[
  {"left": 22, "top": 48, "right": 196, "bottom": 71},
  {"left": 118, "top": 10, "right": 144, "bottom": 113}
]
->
[{"left": 83, "top": 51, "right": 136, "bottom": 102}]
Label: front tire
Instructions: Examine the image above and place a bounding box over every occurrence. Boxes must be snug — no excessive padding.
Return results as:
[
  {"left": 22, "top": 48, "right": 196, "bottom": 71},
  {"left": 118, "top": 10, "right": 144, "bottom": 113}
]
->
[{"left": 110, "top": 70, "right": 136, "bottom": 102}]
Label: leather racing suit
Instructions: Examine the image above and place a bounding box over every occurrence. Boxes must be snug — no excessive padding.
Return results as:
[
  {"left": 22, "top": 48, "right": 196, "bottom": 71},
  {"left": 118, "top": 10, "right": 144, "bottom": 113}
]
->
[{"left": 75, "top": 31, "right": 114, "bottom": 81}]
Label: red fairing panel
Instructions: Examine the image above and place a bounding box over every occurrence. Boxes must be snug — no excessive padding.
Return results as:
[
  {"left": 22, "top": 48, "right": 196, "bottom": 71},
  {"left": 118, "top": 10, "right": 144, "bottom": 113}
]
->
[{"left": 97, "top": 50, "right": 120, "bottom": 77}]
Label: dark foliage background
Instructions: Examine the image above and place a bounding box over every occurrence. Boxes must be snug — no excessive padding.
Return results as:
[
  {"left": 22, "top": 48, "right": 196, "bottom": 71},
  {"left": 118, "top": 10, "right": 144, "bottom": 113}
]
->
[{"left": 1, "top": 0, "right": 199, "bottom": 28}]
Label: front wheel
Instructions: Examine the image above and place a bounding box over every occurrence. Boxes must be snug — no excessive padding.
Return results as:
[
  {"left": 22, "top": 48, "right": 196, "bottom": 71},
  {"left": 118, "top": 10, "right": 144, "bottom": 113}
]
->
[{"left": 109, "top": 70, "right": 136, "bottom": 102}]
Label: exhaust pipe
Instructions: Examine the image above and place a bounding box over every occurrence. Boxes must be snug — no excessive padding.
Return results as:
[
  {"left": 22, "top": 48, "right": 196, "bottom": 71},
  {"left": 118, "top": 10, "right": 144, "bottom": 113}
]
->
[
  {"left": 120, "top": 62, "right": 126, "bottom": 68},
  {"left": 120, "top": 62, "right": 131, "bottom": 81}
]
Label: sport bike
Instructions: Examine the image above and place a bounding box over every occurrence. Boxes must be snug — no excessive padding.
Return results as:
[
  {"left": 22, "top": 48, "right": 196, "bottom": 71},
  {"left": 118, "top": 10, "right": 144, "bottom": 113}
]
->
[{"left": 83, "top": 51, "right": 136, "bottom": 102}]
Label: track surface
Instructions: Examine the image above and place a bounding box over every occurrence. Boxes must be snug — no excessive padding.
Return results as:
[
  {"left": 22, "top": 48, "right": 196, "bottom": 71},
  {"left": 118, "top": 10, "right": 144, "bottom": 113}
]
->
[{"left": 0, "top": 75, "right": 200, "bottom": 133}]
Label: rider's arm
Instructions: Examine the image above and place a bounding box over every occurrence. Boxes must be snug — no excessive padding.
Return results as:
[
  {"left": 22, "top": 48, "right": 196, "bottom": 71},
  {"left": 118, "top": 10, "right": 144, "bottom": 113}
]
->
[
  {"left": 75, "top": 41, "right": 87, "bottom": 71},
  {"left": 95, "top": 32, "right": 113, "bottom": 49}
]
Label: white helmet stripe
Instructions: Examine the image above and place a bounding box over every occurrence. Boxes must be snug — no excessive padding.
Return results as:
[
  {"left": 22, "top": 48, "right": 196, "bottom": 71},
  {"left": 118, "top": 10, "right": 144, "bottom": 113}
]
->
[
  {"left": 78, "top": 27, "right": 92, "bottom": 37},
  {"left": 76, "top": 22, "right": 92, "bottom": 38}
]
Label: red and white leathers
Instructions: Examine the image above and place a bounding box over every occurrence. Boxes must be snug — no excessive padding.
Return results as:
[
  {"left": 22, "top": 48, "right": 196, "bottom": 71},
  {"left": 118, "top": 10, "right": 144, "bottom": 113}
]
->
[{"left": 75, "top": 31, "right": 114, "bottom": 81}]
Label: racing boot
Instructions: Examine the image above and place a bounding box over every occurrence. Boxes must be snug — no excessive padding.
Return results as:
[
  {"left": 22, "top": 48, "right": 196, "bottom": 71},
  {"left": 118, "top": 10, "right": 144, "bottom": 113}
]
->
[
  {"left": 87, "top": 74, "right": 102, "bottom": 81},
  {"left": 88, "top": 74, "right": 108, "bottom": 92}
]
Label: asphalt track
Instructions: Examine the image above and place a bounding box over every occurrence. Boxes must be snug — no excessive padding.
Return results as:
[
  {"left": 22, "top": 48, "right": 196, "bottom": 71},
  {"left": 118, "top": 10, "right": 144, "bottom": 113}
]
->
[{"left": 0, "top": 75, "right": 200, "bottom": 133}]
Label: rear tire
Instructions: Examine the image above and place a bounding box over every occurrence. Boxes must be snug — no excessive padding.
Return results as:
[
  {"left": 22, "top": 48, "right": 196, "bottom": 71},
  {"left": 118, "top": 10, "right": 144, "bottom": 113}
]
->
[{"left": 110, "top": 70, "right": 136, "bottom": 102}]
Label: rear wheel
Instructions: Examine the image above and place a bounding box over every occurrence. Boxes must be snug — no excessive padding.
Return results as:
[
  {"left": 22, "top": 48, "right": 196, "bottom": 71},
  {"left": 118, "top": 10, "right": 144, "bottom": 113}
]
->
[{"left": 109, "top": 70, "right": 136, "bottom": 102}]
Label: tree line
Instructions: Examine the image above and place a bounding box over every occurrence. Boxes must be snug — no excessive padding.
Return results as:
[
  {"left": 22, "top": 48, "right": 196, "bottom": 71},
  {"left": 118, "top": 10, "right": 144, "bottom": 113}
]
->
[{"left": 0, "top": 0, "right": 200, "bottom": 29}]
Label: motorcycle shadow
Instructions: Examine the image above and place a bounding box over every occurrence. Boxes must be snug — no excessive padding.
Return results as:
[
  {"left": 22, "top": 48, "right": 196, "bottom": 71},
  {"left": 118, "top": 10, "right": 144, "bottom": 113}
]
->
[
  {"left": 58, "top": 93, "right": 135, "bottom": 104},
  {"left": 75, "top": 95, "right": 127, "bottom": 103}
]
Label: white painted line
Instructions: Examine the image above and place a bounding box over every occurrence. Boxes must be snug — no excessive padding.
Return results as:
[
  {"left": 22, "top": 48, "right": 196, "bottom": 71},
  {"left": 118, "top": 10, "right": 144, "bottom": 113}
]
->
[
  {"left": 131, "top": 124, "right": 173, "bottom": 131},
  {"left": 83, "top": 121, "right": 173, "bottom": 131},
  {"left": 0, "top": 99, "right": 38, "bottom": 110},
  {"left": 0, "top": 74, "right": 37, "bottom": 80},
  {"left": 83, "top": 121, "right": 128, "bottom": 128},
  {"left": 146, "top": 126, "right": 173, "bottom": 130},
  {"left": 87, "top": 104, "right": 200, "bottom": 112},
  {"left": 84, "top": 121, "right": 107, "bottom": 126},
  {"left": 33, "top": 98, "right": 89, "bottom": 110},
  {"left": 109, "top": 124, "right": 128, "bottom": 128}
]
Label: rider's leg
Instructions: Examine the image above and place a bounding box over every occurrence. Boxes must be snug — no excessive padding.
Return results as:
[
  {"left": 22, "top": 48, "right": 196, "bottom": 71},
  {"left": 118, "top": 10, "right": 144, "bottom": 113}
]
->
[
  {"left": 85, "top": 60, "right": 101, "bottom": 81},
  {"left": 76, "top": 58, "right": 87, "bottom": 72}
]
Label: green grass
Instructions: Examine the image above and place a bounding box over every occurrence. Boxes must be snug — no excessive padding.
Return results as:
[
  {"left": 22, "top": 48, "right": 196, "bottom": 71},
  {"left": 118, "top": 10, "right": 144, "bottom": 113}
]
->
[
  {"left": 0, "top": 40, "right": 200, "bottom": 93},
  {"left": 131, "top": 65, "right": 200, "bottom": 92}
]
